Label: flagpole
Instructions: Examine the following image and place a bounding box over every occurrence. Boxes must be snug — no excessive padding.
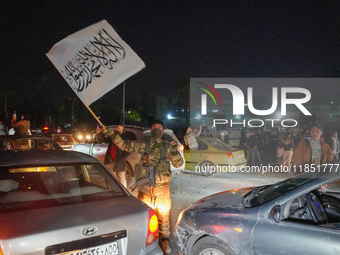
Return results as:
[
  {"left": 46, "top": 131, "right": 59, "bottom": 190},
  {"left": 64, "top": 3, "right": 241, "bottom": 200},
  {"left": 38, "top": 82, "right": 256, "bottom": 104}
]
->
[
  {"left": 123, "top": 82, "right": 125, "bottom": 125},
  {"left": 86, "top": 105, "right": 103, "bottom": 127},
  {"left": 75, "top": 96, "right": 104, "bottom": 127}
]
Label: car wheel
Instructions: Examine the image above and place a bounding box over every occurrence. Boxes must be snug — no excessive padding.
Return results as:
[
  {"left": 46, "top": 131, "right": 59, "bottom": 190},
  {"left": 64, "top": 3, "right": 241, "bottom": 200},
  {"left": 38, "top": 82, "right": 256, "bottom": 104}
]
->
[
  {"left": 190, "top": 236, "right": 234, "bottom": 255},
  {"left": 307, "top": 193, "right": 328, "bottom": 223},
  {"left": 199, "top": 161, "right": 216, "bottom": 176}
]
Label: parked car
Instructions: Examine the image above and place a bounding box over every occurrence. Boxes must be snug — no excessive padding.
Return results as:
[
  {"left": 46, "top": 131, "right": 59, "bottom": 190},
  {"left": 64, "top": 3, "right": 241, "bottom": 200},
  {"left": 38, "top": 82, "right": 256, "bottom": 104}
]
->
[
  {"left": 175, "top": 168, "right": 340, "bottom": 255},
  {"left": 0, "top": 150, "right": 162, "bottom": 255},
  {"left": 52, "top": 133, "right": 77, "bottom": 150},
  {"left": 184, "top": 137, "right": 247, "bottom": 176},
  {"left": 0, "top": 135, "right": 62, "bottom": 151}
]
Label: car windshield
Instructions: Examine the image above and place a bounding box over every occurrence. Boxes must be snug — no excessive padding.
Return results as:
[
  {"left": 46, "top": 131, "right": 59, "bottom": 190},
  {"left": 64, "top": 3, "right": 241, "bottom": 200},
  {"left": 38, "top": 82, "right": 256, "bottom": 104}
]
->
[
  {"left": 242, "top": 177, "right": 313, "bottom": 207},
  {"left": 0, "top": 163, "right": 125, "bottom": 212}
]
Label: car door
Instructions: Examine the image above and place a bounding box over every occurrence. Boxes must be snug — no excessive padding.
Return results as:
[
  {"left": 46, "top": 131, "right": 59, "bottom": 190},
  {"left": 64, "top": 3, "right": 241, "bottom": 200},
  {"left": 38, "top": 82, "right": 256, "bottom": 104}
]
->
[
  {"left": 184, "top": 139, "right": 208, "bottom": 170},
  {"left": 250, "top": 206, "right": 340, "bottom": 254},
  {"left": 91, "top": 143, "right": 109, "bottom": 164}
]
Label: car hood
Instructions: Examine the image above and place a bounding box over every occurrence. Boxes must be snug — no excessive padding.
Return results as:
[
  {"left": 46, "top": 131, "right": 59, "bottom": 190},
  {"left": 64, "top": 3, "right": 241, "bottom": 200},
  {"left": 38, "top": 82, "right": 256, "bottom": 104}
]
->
[{"left": 187, "top": 187, "right": 256, "bottom": 213}]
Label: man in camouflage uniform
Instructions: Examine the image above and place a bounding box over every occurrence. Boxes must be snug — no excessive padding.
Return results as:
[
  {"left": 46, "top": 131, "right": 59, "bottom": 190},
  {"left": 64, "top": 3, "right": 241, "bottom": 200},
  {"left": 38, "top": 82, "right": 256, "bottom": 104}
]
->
[{"left": 102, "top": 120, "right": 183, "bottom": 254}]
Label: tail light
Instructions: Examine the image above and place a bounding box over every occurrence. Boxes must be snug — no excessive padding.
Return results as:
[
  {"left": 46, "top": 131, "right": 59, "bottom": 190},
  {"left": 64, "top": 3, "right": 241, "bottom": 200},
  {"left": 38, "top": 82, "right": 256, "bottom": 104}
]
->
[
  {"left": 227, "top": 152, "right": 235, "bottom": 161},
  {"left": 146, "top": 209, "right": 159, "bottom": 246},
  {"left": 179, "top": 144, "right": 184, "bottom": 152}
]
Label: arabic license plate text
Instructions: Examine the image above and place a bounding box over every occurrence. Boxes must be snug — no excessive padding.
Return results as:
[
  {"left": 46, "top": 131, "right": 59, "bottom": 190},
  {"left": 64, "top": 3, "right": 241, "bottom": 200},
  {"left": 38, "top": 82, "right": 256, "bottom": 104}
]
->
[{"left": 58, "top": 241, "right": 119, "bottom": 255}]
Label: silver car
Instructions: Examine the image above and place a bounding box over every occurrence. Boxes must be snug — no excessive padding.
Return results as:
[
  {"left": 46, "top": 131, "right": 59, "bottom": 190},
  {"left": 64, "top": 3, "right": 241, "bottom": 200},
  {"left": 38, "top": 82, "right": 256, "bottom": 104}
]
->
[
  {"left": 52, "top": 133, "right": 77, "bottom": 150},
  {"left": 0, "top": 150, "right": 163, "bottom": 255},
  {"left": 175, "top": 168, "right": 340, "bottom": 255}
]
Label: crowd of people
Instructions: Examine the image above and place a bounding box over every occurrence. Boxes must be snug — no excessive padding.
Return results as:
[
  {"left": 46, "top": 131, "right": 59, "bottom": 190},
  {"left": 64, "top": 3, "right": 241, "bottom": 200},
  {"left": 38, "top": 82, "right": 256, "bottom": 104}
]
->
[
  {"left": 177, "top": 123, "right": 338, "bottom": 174},
  {"left": 239, "top": 124, "right": 337, "bottom": 173}
]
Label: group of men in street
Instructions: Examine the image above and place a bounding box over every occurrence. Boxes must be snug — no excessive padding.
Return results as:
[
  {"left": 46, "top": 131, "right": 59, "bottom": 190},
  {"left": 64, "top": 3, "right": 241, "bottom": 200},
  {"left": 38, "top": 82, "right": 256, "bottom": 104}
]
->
[
  {"left": 246, "top": 124, "right": 336, "bottom": 174},
  {"left": 94, "top": 120, "right": 183, "bottom": 254}
]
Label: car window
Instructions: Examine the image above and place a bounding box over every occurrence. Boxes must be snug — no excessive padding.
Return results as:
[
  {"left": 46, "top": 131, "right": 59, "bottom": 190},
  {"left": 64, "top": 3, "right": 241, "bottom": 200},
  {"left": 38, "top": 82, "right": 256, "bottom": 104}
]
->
[
  {"left": 124, "top": 131, "right": 137, "bottom": 140},
  {"left": 0, "top": 139, "right": 11, "bottom": 151},
  {"left": 206, "top": 138, "right": 232, "bottom": 150},
  {"left": 163, "top": 133, "right": 173, "bottom": 142},
  {"left": 17, "top": 138, "right": 57, "bottom": 150},
  {"left": 0, "top": 163, "right": 125, "bottom": 212},
  {"left": 197, "top": 140, "right": 208, "bottom": 150},
  {"left": 243, "top": 177, "right": 314, "bottom": 207}
]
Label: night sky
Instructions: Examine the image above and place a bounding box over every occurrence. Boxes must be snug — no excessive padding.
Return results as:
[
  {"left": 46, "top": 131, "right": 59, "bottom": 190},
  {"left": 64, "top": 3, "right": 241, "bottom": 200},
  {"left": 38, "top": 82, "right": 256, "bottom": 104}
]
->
[{"left": 1, "top": 0, "right": 340, "bottom": 108}]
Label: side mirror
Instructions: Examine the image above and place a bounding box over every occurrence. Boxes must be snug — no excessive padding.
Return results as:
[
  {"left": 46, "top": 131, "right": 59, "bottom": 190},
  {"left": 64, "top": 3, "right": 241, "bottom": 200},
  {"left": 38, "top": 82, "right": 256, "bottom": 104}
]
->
[{"left": 270, "top": 205, "right": 281, "bottom": 223}]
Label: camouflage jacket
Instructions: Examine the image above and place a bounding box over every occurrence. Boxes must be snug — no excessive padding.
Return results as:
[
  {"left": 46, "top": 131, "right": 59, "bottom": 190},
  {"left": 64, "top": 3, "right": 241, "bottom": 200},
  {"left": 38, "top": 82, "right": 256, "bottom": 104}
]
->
[{"left": 106, "top": 127, "right": 184, "bottom": 168}]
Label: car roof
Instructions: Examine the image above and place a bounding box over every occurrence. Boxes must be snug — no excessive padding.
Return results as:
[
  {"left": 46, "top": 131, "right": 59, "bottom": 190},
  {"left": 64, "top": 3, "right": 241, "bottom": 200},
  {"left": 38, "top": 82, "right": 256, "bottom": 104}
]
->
[
  {"left": 108, "top": 125, "right": 147, "bottom": 131},
  {"left": 16, "top": 136, "right": 54, "bottom": 140},
  {"left": 51, "top": 133, "right": 74, "bottom": 136},
  {"left": 0, "top": 150, "right": 98, "bottom": 167}
]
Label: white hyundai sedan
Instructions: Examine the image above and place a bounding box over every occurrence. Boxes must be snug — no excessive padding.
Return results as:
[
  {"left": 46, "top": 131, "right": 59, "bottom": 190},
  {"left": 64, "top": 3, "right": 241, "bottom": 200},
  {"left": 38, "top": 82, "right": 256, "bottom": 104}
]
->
[{"left": 0, "top": 150, "right": 163, "bottom": 255}]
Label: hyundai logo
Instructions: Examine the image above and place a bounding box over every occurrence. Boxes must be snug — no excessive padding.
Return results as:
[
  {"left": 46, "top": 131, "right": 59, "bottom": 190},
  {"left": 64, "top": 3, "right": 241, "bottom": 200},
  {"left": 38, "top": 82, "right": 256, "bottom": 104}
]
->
[{"left": 82, "top": 226, "right": 98, "bottom": 236}]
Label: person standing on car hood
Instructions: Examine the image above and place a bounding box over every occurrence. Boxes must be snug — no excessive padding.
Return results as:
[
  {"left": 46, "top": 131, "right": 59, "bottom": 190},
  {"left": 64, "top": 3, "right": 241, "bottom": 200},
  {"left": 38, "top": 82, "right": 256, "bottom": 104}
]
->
[{"left": 102, "top": 120, "right": 184, "bottom": 254}]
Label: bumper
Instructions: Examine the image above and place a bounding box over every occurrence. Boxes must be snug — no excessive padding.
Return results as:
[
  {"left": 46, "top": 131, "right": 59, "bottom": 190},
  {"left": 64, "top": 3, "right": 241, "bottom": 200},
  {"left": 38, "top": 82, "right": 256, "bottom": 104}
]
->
[
  {"left": 145, "top": 239, "right": 164, "bottom": 255},
  {"left": 174, "top": 223, "right": 192, "bottom": 255}
]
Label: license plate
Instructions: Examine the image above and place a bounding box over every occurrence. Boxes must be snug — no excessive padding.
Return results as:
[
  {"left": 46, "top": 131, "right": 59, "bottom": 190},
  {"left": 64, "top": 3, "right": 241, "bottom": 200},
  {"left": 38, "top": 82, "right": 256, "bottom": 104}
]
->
[{"left": 56, "top": 241, "right": 119, "bottom": 255}]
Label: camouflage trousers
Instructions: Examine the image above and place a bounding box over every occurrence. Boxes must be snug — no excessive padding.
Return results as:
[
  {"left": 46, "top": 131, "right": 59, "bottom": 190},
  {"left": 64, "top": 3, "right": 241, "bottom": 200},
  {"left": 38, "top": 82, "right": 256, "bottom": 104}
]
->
[{"left": 138, "top": 182, "right": 171, "bottom": 240}]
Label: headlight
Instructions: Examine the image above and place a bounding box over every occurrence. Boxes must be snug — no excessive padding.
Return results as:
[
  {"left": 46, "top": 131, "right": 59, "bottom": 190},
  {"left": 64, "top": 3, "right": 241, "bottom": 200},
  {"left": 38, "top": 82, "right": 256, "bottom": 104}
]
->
[{"left": 177, "top": 209, "right": 186, "bottom": 224}]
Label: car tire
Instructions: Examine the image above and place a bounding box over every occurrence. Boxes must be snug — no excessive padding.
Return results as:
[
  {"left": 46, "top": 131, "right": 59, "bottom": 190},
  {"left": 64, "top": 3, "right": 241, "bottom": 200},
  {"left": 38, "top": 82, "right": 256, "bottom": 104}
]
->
[
  {"left": 199, "top": 161, "right": 216, "bottom": 176},
  {"left": 190, "top": 236, "right": 234, "bottom": 255}
]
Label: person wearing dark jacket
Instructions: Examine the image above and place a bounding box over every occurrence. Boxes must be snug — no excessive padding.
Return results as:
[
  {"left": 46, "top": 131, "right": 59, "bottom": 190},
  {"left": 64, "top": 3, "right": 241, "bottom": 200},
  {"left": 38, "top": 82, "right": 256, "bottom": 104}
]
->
[
  {"left": 247, "top": 129, "right": 262, "bottom": 166},
  {"left": 104, "top": 125, "right": 130, "bottom": 188}
]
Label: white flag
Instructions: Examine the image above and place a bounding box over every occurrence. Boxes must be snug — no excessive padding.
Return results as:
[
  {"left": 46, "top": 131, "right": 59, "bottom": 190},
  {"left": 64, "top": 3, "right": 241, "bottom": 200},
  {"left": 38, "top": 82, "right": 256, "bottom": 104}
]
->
[{"left": 46, "top": 20, "right": 145, "bottom": 106}]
